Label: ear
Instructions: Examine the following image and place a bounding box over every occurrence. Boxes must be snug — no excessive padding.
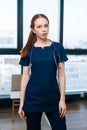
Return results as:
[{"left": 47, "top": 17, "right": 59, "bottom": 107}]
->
[{"left": 31, "top": 28, "right": 35, "bottom": 34}]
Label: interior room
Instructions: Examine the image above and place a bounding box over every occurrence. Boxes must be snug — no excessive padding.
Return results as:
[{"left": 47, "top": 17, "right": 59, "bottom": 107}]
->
[{"left": 0, "top": 0, "right": 87, "bottom": 130}]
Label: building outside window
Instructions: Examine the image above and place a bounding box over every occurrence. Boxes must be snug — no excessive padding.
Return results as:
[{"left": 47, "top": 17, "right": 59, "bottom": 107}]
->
[
  {"left": 64, "top": 0, "right": 87, "bottom": 93},
  {"left": 0, "top": 0, "right": 21, "bottom": 95}
]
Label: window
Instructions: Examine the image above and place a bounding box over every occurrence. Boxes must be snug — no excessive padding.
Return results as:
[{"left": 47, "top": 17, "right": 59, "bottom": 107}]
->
[
  {"left": 63, "top": 0, "right": 87, "bottom": 93},
  {"left": 63, "top": 0, "right": 87, "bottom": 49},
  {"left": 65, "top": 55, "right": 87, "bottom": 92},
  {"left": 0, "top": 55, "right": 21, "bottom": 93},
  {"left": 0, "top": 0, "right": 22, "bottom": 95},
  {"left": 0, "top": 0, "right": 17, "bottom": 48},
  {"left": 23, "top": 0, "right": 60, "bottom": 46}
]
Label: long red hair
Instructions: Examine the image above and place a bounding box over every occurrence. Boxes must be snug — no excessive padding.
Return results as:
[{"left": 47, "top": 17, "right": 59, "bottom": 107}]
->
[{"left": 20, "top": 14, "right": 49, "bottom": 57}]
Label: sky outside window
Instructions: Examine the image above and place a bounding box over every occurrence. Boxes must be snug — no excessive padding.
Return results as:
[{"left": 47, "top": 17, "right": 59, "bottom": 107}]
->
[
  {"left": 63, "top": 0, "right": 87, "bottom": 49},
  {"left": 0, "top": 0, "right": 17, "bottom": 48}
]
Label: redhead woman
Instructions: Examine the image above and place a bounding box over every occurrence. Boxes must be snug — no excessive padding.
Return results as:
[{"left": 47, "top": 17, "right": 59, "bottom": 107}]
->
[{"left": 18, "top": 14, "right": 68, "bottom": 130}]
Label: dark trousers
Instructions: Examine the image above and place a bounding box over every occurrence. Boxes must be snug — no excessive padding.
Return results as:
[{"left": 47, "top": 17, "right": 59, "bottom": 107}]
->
[{"left": 25, "top": 111, "right": 66, "bottom": 130}]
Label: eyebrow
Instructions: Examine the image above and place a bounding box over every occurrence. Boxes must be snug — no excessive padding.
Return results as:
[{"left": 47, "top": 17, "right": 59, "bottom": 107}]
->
[{"left": 37, "top": 23, "right": 49, "bottom": 27}]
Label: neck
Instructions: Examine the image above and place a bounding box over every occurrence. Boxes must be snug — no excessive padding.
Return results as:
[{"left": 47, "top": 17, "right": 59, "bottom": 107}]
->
[
  {"left": 34, "top": 38, "right": 51, "bottom": 47},
  {"left": 36, "top": 38, "right": 48, "bottom": 44}
]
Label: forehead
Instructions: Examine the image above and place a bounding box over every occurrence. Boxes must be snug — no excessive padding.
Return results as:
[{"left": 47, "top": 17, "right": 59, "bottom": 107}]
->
[{"left": 34, "top": 17, "right": 48, "bottom": 26}]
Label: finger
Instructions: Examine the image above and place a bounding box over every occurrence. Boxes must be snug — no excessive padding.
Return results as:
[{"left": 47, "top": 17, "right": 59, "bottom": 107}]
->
[
  {"left": 60, "top": 108, "right": 66, "bottom": 118},
  {"left": 18, "top": 111, "right": 27, "bottom": 120},
  {"left": 21, "top": 111, "right": 27, "bottom": 120},
  {"left": 18, "top": 111, "right": 23, "bottom": 120},
  {"left": 60, "top": 109, "right": 63, "bottom": 118},
  {"left": 61, "top": 110, "right": 67, "bottom": 118},
  {"left": 59, "top": 106, "right": 62, "bottom": 114}
]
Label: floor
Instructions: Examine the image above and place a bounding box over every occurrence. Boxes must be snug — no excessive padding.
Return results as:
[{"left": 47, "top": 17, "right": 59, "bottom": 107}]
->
[
  {"left": 66, "top": 99, "right": 87, "bottom": 130},
  {"left": 0, "top": 99, "right": 87, "bottom": 130}
]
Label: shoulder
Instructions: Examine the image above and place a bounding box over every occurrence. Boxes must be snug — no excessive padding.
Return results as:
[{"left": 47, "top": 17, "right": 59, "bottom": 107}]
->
[
  {"left": 27, "top": 47, "right": 33, "bottom": 57},
  {"left": 52, "top": 41, "right": 64, "bottom": 50},
  {"left": 52, "top": 41, "right": 68, "bottom": 62}
]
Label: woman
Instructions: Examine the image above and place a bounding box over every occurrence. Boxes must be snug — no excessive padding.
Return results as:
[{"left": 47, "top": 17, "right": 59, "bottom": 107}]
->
[{"left": 18, "top": 14, "right": 68, "bottom": 130}]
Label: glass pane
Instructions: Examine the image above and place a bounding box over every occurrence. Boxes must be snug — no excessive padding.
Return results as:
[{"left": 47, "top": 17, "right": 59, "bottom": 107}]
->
[
  {"left": 23, "top": 0, "right": 60, "bottom": 46},
  {"left": 0, "top": 55, "right": 21, "bottom": 94},
  {"left": 65, "top": 55, "right": 87, "bottom": 92},
  {"left": 63, "top": 0, "right": 87, "bottom": 49},
  {"left": 0, "top": 0, "right": 17, "bottom": 48}
]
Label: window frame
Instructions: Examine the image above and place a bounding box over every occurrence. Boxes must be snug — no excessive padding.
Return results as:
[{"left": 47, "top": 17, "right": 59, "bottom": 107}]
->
[
  {"left": 0, "top": 0, "right": 23, "bottom": 55},
  {"left": 61, "top": 0, "right": 87, "bottom": 55}
]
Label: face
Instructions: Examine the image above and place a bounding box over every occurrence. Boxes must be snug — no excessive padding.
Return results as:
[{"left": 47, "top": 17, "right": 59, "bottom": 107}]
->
[{"left": 32, "top": 17, "right": 49, "bottom": 40}]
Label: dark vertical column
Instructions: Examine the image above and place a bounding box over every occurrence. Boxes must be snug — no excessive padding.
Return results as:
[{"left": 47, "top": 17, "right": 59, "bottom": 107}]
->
[
  {"left": 17, "top": 0, "right": 23, "bottom": 52},
  {"left": 59, "top": 0, "right": 64, "bottom": 45}
]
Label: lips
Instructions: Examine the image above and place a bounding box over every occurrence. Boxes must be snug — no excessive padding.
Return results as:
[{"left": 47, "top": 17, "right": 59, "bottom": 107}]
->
[{"left": 41, "top": 33, "right": 47, "bottom": 36}]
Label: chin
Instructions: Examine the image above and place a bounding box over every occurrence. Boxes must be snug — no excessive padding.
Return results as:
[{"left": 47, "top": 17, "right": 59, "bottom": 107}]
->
[{"left": 41, "top": 36, "right": 47, "bottom": 39}]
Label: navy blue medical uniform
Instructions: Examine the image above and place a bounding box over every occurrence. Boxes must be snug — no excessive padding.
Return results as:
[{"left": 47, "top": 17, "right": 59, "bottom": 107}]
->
[{"left": 19, "top": 41, "right": 68, "bottom": 130}]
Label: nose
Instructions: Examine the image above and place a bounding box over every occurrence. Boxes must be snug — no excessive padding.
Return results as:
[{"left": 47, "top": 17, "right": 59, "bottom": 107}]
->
[
  {"left": 42, "top": 27, "right": 46, "bottom": 32},
  {"left": 42, "top": 26, "right": 46, "bottom": 31}
]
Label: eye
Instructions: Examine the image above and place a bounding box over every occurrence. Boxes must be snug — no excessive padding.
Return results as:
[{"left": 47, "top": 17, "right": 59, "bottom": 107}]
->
[
  {"left": 37, "top": 25, "right": 42, "bottom": 28},
  {"left": 44, "top": 24, "right": 49, "bottom": 27}
]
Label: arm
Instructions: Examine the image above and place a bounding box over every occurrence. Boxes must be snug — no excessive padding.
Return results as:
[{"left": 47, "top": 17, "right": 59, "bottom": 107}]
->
[
  {"left": 18, "top": 65, "right": 31, "bottom": 120},
  {"left": 57, "top": 62, "right": 67, "bottom": 118}
]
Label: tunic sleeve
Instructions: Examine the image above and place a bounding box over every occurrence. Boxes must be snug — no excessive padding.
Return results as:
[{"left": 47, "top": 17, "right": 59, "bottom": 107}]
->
[
  {"left": 59, "top": 44, "right": 68, "bottom": 62},
  {"left": 19, "top": 54, "right": 30, "bottom": 66},
  {"left": 54, "top": 42, "right": 68, "bottom": 63}
]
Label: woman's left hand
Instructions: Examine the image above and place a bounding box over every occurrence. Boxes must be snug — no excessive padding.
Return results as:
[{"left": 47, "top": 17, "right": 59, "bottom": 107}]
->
[{"left": 59, "top": 99, "right": 67, "bottom": 118}]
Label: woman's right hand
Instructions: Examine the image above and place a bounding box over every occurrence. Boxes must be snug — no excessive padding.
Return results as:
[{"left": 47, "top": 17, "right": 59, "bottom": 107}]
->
[{"left": 18, "top": 106, "right": 27, "bottom": 120}]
